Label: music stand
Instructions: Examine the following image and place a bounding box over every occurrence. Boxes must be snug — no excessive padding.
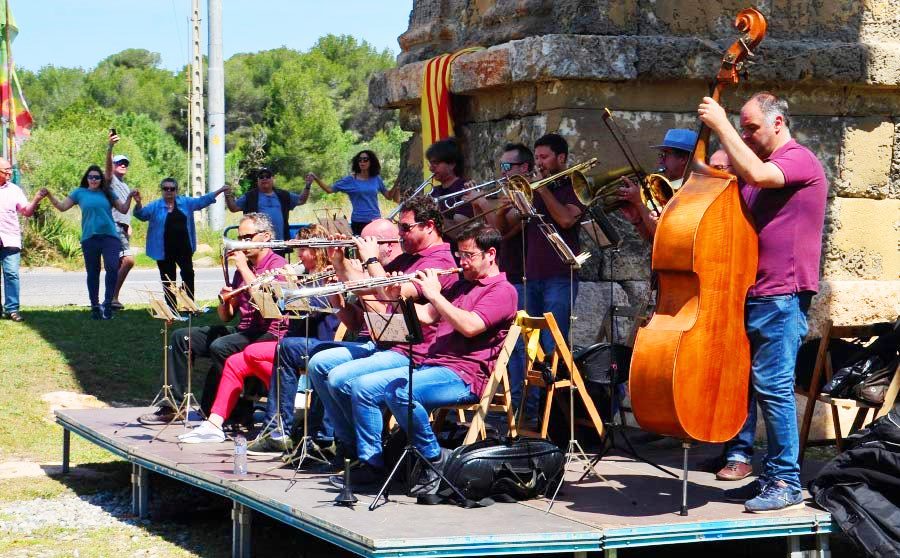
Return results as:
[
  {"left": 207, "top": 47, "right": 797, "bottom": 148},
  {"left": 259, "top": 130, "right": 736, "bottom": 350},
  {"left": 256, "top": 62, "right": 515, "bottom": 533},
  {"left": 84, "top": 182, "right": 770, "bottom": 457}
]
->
[
  {"left": 146, "top": 291, "right": 185, "bottom": 414},
  {"left": 368, "top": 298, "right": 469, "bottom": 511},
  {"left": 315, "top": 208, "right": 353, "bottom": 236},
  {"left": 169, "top": 282, "right": 207, "bottom": 433},
  {"left": 576, "top": 206, "right": 677, "bottom": 481}
]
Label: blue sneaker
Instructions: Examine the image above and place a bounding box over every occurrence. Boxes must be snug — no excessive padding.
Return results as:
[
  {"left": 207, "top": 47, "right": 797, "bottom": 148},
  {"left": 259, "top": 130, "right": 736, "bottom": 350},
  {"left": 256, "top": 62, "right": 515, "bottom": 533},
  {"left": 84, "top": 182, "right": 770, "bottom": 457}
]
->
[{"left": 744, "top": 480, "right": 803, "bottom": 513}]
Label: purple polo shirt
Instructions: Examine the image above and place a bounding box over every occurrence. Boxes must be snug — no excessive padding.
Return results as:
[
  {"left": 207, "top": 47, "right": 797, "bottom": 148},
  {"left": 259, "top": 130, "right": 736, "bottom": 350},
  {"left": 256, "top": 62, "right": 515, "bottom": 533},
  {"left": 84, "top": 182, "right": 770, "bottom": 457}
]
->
[
  {"left": 740, "top": 139, "right": 828, "bottom": 297},
  {"left": 0, "top": 181, "right": 28, "bottom": 249},
  {"left": 422, "top": 272, "right": 518, "bottom": 396},
  {"left": 525, "top": 176, "right": 586, "bottom": 279},
  {"left": 385, "top": 242, "right": 459, "bottom": 363},
  {"left": 230, "top": 250, "right": 288, "bottom": 337}
]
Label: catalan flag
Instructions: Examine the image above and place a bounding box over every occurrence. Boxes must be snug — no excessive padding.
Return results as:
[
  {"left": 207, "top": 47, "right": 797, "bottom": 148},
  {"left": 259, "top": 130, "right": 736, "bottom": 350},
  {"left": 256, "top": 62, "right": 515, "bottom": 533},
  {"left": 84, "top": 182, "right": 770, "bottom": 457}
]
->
[
  {"left": 420, "top": 46, "right": 482, "bottom": 178},
  {"left": 0, "top": 0, "right": 33, "bottom": 160}
]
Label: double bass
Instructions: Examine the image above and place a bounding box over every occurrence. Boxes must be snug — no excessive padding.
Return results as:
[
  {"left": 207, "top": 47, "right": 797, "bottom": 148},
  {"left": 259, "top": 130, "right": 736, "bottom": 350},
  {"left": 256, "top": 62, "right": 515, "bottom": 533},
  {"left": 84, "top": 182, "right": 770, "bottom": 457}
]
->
[{"left": 629, "top": 8, "right": 767, "bottom": 443}]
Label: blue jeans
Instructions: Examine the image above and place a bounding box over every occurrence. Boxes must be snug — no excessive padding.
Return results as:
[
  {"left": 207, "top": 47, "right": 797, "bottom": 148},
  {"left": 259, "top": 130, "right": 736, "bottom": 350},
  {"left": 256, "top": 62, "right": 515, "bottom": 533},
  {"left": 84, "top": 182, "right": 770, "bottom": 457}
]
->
[
  {"left": 524, "top": 277, "right": 577, "bottom": 415},
  {"left": 353, "top": 365, "right": 476, "bottom": 466},
  {"left": 81, "top": 234, "right": 121, "bottom": 306},
  {"left": 0, "top": 247, "right": 21, "bottom": 313},
  {"left": 508, "top": 282, "right": 527, "bottom": 410},
  {"left": 724, "top": 293, "right": 811, "bottom": 491},
  {"left": 307, "top": 343, "right": 408, "bottom": 446},
  {"left": 268, "top": 337, "right": 340, "bottom": 436}
]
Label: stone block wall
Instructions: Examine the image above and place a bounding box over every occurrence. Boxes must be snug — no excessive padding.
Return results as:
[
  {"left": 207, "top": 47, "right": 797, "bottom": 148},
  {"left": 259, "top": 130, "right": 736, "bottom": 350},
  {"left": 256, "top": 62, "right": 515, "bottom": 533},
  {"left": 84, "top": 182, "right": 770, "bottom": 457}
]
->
[{"left": 373, "top": 1, "right": 900, "bottom": 439}]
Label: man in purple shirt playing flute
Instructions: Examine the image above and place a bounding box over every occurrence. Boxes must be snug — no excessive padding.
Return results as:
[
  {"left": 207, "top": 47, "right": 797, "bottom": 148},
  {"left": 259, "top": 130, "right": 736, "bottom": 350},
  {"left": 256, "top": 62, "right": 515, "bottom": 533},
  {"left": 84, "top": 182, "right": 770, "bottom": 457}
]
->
[
  {"left": 699, "top": 91, "right": 828, "bottom": 513},
  {"left": 331, "top": 223, "right": 518, "bottom": 492}
]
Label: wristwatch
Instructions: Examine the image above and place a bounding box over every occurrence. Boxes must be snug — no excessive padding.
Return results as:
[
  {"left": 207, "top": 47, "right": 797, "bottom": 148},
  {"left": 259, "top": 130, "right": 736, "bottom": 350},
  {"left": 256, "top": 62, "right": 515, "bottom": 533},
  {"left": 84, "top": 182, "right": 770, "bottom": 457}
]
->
[{"left": 362, "top": 257, "right": 379, "bottom": 269}]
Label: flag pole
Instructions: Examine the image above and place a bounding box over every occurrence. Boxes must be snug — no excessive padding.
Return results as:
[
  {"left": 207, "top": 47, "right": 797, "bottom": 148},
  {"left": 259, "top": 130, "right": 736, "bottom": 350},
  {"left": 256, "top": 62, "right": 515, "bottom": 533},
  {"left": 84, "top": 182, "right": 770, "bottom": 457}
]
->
[{"left": 3, "top": 0, "right": 14, "bottom": 164}]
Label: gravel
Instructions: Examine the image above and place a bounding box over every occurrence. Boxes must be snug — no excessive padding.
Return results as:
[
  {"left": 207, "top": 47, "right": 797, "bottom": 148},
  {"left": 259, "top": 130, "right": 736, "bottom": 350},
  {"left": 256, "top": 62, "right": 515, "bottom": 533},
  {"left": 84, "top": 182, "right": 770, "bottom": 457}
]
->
[{"left": 0, "top": 489, "right": 138, "bottom": 535}]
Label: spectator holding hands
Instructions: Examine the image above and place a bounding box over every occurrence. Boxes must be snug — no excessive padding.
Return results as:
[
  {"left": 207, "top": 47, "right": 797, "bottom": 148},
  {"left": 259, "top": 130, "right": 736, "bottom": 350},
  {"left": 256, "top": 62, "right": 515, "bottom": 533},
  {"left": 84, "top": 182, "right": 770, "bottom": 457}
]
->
[
  {"left": 0, "top": 157, "right": 45, "bottom": 322},
  {"left": 43, "top": 165, "right": 136, "bottom": 319},
  {"left": 105, "top": 130, "right": 135, "bottom": 310}
]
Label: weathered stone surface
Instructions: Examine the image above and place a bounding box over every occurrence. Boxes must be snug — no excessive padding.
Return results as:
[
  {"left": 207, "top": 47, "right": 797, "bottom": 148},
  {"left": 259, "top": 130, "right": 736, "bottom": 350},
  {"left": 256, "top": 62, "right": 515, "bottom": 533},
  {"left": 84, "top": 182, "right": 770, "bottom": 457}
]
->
[
  {"left": 807, "top": 280, "right": 900, "bottom": 338},
  {"left": 822, "top": 198, "right": 900, "bottom": 280},
  {"left": 571, "top": 280, "right": 631, "bottom": 347},
  {"left": 836, "top": 118, "right": 894, "bottom": 199}
]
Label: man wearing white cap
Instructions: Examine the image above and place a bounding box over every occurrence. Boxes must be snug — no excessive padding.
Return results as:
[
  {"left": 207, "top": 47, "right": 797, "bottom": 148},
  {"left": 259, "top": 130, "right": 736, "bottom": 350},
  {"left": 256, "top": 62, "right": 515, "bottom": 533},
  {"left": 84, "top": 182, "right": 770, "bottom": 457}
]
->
[
  {"left": 105, "top": 130, "right": 135, "bottom": 310},
  {"left": 618, "top": 128, "right": 698, "bottom": 239}
]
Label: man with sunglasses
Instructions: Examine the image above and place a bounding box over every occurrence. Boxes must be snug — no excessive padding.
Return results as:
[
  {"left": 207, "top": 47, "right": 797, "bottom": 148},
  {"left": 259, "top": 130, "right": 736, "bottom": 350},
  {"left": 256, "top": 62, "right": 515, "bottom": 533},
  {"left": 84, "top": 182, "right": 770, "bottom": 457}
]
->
[
  {"left": 296, "top": 196, "right": 459, "bottom": 468},
  {"left": 224, "top": 166, "right": 310, "bottom": 240},
  {"left": 105, "top": 131, "right": 136, "bottom": 311},
  {"left": 618, "top": 128, "right": 697, "bottom": 239},
  {"left": 139, "top": 213, "right": 289, "bottom": 425},
  {"left": 333, "top": 224, "right": 516, "bottom": 491}
]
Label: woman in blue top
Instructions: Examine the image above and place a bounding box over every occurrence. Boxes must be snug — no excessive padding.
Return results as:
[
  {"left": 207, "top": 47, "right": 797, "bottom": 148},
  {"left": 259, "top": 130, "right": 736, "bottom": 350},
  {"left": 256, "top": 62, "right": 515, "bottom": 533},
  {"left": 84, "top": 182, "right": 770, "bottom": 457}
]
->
[
  {"left": 43, "top": 165, "right": 135, "bottom": 319},
  {"left": 306, "top": 150, "right": 399, "bottom": 235},
  {"left": 133, "top": 177, "right": 229, "bottom": 308}
]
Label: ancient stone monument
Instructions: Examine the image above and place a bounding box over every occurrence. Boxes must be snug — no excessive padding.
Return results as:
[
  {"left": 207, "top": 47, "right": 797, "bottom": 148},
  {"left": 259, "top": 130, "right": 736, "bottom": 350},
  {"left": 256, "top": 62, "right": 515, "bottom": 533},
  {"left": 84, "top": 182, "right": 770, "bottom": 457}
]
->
[{"left": 372, "top": 1, "right": 900, "bottom": 438}]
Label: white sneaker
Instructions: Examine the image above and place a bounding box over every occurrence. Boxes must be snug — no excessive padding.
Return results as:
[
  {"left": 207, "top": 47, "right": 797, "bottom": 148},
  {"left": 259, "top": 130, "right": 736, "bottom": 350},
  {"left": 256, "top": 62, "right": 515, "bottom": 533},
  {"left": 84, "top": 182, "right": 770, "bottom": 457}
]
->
[{"left": 178, "top": 421, "right": 225, "bottom": 444}]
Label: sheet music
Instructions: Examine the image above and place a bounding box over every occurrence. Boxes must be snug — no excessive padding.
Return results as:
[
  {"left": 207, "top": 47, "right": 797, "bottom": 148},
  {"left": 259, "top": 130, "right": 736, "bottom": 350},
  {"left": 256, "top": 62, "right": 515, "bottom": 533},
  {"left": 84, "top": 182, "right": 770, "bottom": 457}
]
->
[{"left": 363, "top": 310, "right": 411, "bottom": 343}]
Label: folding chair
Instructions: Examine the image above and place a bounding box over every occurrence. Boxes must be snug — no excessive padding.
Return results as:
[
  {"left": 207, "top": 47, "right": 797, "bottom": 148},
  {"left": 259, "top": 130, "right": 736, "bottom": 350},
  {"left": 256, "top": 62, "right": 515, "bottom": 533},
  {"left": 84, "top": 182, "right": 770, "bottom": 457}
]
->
[{"left": 515, "top": 311, "right": 605, "bottom": 440}]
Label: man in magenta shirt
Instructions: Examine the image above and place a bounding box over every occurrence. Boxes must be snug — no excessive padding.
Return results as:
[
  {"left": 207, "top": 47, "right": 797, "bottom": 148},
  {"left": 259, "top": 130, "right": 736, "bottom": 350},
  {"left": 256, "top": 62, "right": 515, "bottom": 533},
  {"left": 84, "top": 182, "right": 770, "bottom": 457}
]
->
[
  {"left": 334, "top": 224, "right": 517, "bottom": 492},
  {"left": 0, "top": 158, "right": 45, "bottom": 322},
  {"left": 303, "top": 196, "right": 459, "bottom": 466},
  {"left": 139, "top": 213, "right": 289, "bottom": 425},
  {"left": 699, "top": 92, "right": 827, "bottom": 512}
]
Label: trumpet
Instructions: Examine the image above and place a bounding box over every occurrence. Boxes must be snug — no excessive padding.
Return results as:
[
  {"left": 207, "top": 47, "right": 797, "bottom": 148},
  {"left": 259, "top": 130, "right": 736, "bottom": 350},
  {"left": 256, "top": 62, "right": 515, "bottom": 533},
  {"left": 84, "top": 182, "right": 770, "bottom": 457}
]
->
[
  {"left": 387, "top": 173, "right": 435, "bottom": 220},
  {"left": 433, "top": 176, "right": 510, "bottom": 213},
  {"left": 280, "top": 267, "right": 461, "bottom": 304},
  {"left": 219, "top": 263, "right": 306, "bottom": 304}
]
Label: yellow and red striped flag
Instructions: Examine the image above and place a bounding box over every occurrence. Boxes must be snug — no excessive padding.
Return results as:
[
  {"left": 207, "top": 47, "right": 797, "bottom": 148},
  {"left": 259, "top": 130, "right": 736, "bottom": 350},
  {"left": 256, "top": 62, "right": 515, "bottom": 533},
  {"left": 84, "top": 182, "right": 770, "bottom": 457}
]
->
[
  {"left": 420, "top": 46, "right": 482, "bottom": 179},
  {"left": 0, "top": 0, "right": 33, "bottom": 159}
]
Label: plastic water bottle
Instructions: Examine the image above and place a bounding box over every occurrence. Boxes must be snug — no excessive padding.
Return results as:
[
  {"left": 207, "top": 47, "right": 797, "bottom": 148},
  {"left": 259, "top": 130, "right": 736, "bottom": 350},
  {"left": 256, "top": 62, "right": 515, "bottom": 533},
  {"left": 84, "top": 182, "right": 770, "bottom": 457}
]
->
[{"left": 233, "top": 435, "right": 248, "bottom": 475}]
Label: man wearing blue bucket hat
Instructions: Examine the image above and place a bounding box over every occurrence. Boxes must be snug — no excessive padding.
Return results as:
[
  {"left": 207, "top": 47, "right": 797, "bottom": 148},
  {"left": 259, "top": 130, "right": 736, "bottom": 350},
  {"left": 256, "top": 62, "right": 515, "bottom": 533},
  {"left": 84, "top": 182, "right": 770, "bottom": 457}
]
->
[{"left": 618, "top": 128, "right": 697, "bottom": 238}]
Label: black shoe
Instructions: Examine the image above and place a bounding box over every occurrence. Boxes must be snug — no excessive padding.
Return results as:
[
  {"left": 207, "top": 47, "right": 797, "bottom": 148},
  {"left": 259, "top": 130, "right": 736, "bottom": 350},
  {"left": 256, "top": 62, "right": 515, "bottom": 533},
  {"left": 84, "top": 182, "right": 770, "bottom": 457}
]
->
[
  {"left": 90, "top": 306, "right": 102, "bottom": 320},
  {"left": 328, "top": 462, "right": 384, "bottom": 488},
  {"left": 100, "top": 303, "right": 113, "bottom": 320},
  {"left": 723, "top": 478, "right": 767, "bottom": 503},
  {"left": 7, "top": 311, "right": 23, "bottom": 322},
  {"left": 138, "top": 406, "right": 184, "bottom": 425},
  {"left": 410, "top": 448, "right": 451, "bottom": 496}
]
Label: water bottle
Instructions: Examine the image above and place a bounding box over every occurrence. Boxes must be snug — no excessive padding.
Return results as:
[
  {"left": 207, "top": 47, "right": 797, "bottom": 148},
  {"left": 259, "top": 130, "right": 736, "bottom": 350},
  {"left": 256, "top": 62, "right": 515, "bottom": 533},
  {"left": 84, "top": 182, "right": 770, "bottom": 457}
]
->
[{"left": 233, "top": 435, "right": 248, "bottom": 475}]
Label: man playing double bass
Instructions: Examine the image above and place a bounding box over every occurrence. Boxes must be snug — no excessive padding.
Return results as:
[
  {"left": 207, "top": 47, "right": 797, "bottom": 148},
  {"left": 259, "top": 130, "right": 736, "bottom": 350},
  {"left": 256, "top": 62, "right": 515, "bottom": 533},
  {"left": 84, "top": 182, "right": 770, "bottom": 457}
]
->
[{"left": 698, "top": 92, "right": 827, "bottom": 512}]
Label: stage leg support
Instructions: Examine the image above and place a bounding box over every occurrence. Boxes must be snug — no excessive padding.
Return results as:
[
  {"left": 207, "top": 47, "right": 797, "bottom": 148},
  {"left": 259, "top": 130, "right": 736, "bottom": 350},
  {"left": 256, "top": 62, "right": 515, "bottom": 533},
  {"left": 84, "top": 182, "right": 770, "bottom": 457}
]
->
[
  {"left": 602, "top": 549, "right": 617, "bottom": 558},
  {"left": 131, "top": 464, "right": 149, "bottom": 518},
  {"left": 62, "top": 429, "right": 70, "bottom": 474},
  {"left": 232, "top": 501, "right": 252, "bottom": 558},
  {"left": 787, "top": 534, "right": 831, "bottom": 558}
]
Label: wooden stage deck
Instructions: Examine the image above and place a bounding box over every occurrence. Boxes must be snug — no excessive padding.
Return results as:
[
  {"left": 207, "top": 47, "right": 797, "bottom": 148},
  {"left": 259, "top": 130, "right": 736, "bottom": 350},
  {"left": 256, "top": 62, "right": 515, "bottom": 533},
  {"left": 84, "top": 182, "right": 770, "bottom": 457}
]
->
[{"left": 56, "top": 407, "right": 834, "bottom": 558}]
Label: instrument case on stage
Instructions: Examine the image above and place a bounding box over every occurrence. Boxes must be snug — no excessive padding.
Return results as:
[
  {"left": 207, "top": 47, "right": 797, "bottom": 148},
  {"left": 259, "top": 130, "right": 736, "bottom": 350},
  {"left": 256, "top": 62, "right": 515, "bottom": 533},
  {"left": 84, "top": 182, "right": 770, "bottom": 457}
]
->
[{"left": 428, "top": 437, "right": 564, "bottom": 506}]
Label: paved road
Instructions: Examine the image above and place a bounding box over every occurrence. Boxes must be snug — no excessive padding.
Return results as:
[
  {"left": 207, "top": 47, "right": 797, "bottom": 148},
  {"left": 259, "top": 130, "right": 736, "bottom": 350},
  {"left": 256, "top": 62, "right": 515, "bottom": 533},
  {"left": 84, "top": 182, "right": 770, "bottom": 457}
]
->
[{"left": 18, "top": 267, "right": 225, "bottom": 307}]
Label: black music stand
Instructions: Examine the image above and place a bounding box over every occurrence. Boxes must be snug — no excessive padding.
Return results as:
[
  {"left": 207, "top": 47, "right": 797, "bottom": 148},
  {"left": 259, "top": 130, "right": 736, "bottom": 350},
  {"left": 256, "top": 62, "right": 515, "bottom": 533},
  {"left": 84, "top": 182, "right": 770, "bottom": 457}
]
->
[
  {"left": 576, "top": 207, "right": 677, "bottom": 481},
  {"left": 368, "top": 298, "right": 468, "bottom": 511}
]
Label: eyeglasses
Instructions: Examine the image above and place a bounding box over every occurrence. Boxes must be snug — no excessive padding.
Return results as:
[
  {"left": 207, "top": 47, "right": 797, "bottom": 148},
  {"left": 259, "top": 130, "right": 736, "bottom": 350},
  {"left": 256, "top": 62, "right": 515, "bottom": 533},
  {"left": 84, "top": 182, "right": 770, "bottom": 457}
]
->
[
  {"left": 0, "top": 168, "right": 11, "bottom": 175},
  {"left": 237, "top": 232, "right": 260, "bottom": 241},
  {"left": 499, "top": 161, "right": 523, "bottom": 172},
  {"left": 87, "top": 175, "right": 103, "bottom": 180},
  {"left": 358, "top": 156, "right": 370, "bottom": 162},
  {"left": 258, "top": 173, "right": 273, "bottom": 180},
  {"left": 398, "top": 221, "right": 422, "bottom": 233},
  {"left": 161, "top": 186, "right": 177, "bottom": 192},
  {"left": 454, "top": 250, "right": 484, "bottom": 261},
  {"left": 115, "top": 161, "right": 129, "bottom": 167}
]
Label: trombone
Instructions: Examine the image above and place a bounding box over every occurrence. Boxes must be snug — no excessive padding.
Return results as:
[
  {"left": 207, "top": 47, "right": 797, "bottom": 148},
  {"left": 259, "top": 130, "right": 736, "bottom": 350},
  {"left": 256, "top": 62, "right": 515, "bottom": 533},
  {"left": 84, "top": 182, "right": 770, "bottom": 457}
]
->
[{"left": 387, "top": 173, "right": 435, "bottom": 220}]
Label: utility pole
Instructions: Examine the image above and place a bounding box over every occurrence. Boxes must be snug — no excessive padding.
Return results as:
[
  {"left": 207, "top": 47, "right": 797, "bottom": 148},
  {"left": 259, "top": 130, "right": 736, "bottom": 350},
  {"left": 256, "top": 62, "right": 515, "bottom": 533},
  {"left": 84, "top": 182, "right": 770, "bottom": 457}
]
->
[
  {"left": 189, "top": 0, "right": 206, "bottom": 224},
  {"left": 207, "top": 0, "right": 225, "bottom": 230}
]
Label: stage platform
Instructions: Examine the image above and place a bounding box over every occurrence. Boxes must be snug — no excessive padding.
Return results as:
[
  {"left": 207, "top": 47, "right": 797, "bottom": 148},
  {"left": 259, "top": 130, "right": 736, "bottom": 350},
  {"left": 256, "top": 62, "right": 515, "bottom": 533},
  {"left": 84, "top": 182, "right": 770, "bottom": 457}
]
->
[{"left": 56, "top": 407, "right": 834, "bottom": 558}]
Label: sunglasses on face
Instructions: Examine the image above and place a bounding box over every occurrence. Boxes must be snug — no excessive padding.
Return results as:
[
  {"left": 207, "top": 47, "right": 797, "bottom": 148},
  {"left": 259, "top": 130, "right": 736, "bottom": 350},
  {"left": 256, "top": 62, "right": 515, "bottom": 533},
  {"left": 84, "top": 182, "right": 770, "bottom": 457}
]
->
[
  {"left": 398, "top": 221, "right": 422, "bottom": 233},
  {"left": 237, "top": 232, "right": 261, "bottom": 241},
  {"left": 358, "top": 156, "right": 370, "bottom": 162},
  {"left": 258, "top": 173, "right": 273, "bottom": 180},
  {"left": 499, "top": 161, "right": 523, "bottom": 172},
  {"left": 161, "top": 186, "right": 177, "bottom": 192},
  {"left": 115, "top": 161, "right": 129, "bottom": 167},
  {"left": 87, "top": 175, "right": 103, "bottom": 180}
]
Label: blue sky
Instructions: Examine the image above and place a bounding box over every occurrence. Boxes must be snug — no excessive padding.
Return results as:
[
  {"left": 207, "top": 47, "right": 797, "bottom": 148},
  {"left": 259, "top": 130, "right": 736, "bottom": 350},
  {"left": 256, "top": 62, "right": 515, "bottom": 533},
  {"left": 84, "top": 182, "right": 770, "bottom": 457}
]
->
[{"left": 10, "top": 1, "right": 413, "bottom": 72}]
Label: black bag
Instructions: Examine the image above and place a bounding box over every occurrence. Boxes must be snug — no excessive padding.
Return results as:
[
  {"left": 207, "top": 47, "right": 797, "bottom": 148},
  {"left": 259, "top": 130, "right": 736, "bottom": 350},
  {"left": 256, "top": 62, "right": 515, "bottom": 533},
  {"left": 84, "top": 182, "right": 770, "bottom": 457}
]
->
[
  {"left": 573, "top": 342, "right": 633, "bottom": 385},
  {"left": 851, "top": 357, "right": 899, "bottom": 406},
  {"left": 430, "top": 437, "right": 564, "bottom": 505}
]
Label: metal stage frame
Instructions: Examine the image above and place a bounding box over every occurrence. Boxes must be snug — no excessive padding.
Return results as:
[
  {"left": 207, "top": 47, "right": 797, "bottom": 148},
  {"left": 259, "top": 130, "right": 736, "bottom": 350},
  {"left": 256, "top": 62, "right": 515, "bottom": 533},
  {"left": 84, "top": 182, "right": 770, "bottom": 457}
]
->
[{"left": 56, "top": 407, "right": 834, "bottom": 558}]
